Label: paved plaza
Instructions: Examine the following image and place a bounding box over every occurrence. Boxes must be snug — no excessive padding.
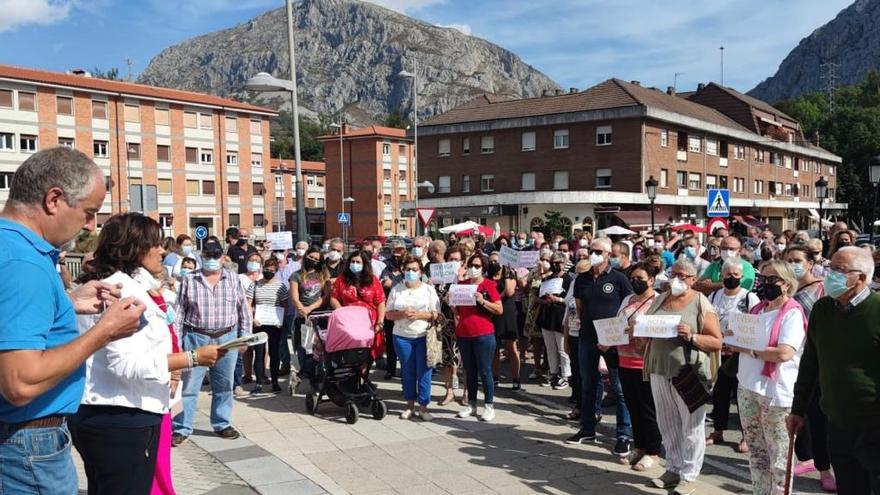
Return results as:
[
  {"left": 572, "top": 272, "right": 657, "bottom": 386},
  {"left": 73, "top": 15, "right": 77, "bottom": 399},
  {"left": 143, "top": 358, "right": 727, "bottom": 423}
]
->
[{"left": 76, "top": 365, "right": 829, "bottom": 495}]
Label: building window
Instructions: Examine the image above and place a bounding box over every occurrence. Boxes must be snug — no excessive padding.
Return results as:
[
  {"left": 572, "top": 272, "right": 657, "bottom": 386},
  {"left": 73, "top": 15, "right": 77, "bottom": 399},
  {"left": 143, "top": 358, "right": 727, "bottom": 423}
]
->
[
  {"left": 462, "top": 137, "right": 470, "bottom": 155},
  {"left": 462, "top": 175, "right": 470, "bottom": 192},
  {"left": 124, "top": 104, "right": 139, "bottom": 123},
  {"left": 688, "top": 172, "right": 701, "bottom": 190},
  {"left": 596, "top": 125, "right": 612, "bottom": 146},
  {"left": 383, "top": 170, "right": 391, "bottom": 183},
  {"left": 398, "top": 144, "right": 406, "bottom": 158},
  {"left": 481, "top": 174, "right": 495, "bottom": 191},
  {"left": 18, "top": 92, "right": 35, "bottom": 112},
  {"left": 127, "top": 143, "right": 140, "bottom": 160},
  {"left": 688, "top": 136, "right": 701, "bottom": 153},
  {"left": 185, "top": 147, "right": 198, "bottom": 164},
  {"left": 706, "top": 174, "right": 717, "bottom": 190},
  {"left": 198, "top": 113, "right": 212, "bottom": 130},
  {"left": 438, "top": 175, "right": 451, "bottom": 193},
  {"left": 250, "top": 119, "right": 261, "bottom": 135},
  {"left": 480, "top": 136, "right": 494, "bottom": 154},
  {"left": 155, "top": 107, "right": 169, "bottom": 126},
  {"left": 784, "top": 156, "right": 792, "bottom": 169},
  {"left": 202, "top": 180, "right": 215, "bottom": 195},
  {"left": 157, "top": 145, "right": 170, "bottom": 162},
  {"left": 316, "top": 197, "right": 324, "bottom": 208},
  {"left": 719, "top": 140, "right": 729, "bottom": 158},
  {"left": 521, "top": 172, "right": 535, "bottom": 191},
  {"left": 228, "top": 181, "right": 239, "bottom": 195},
  {"left": 553, "top": 129, "right": 569, "bottom": 149},
  {"left": 660, "top": 169, "right": 668, "bottom": 188},
  {"left": 438, "top": 139, "right": 451, "bottom": 157},
  {"left": 307, "top": 197, "right": 316, "bottom": 208},
  {"left": 183, "top": 111, "right": 197, "bottom": 128},
  {"left": 56, "top": 96, "right": 73, "bottom": 116},
  {"left": 595, "top": 168, "right": 611, "bottom": 188},
  {"left": 58, "top": 137, "right": 74, "bottom": 148},
  {"left": 754, "top": 180, "right": 761, "bottom": 194},
  {"left": 93, "top": 140, "right": 109, "bottom": 158},
  {"left": 186, "top": 180, "right": 199, "bottom": 195},
  {"left": 735, "top": 177, "right": 745, "bottom": 193},
  {"left": 0, "top": 133, "right": 13, "bottom": 151},
  {"left": 200, "top": 150, "right": 213, "bottom": 165},
  {"left": 706, "top": 138, "right": 717, "bottom": 156},
  {"left": 306, "top": 175, "right": 315, "bottom": 186},
  {"left": 771, "top": 152, "right": 781, "bottom": 166},
  {"left": 20, "top": 134, "right": 37, "bottom": 153},
  {"left": 521, "top": 132, "right": 536, "bottom": 151},
  {"left": 660, "top": 129, "right": 668, "bottom": 147},
  {"left": 158, "top": 179, "right": 172, "bottom": 195},
  {"left": 677, "top": 131, "right": 688, "bottom": 151},
  {"left": 251, "top": 153, "right": 262, "bottom": 168},
  {"left": 253, "top": 182, "right": 264, "bottom": 195},
  {"left": 225, "top": 116, "right": 237, "bottom": 132},
  {"left": 803, "top": 184, "right": 809, "bottom": 198},
  {"left": 226, "top": 213, "right": 240, "bottom": 227},
  {"left": 383, "top": 143, "right": 391, "bottom": 156},
  {"left": 226, "top": 152, "right": 238, "bottom": 166},
  {"left": 0, "top": 89, "right": 12, "bottom": 108},
  {"left": 784, "top": 183, "right": 792, "bottom": 196},
  {"left": 676, "top": 171, "right": 687, "bottom": 188},
  {"left": 719, "top": 175, "right": 728, "bottom": 189},
  {"left": 252, "top": 213, "right": 264, "bottom": 226},
  {"left": 0, "top": 172, "right": 12, "bottom": 189},
  {"left": 91, "top": 100, "right": 107, "bottom": 119},
  {"left": 735, "top": 144, "right": 745, "bottom": 160},
  {"left": 383, "top": 220, "right": 392, "bottom": 232}
]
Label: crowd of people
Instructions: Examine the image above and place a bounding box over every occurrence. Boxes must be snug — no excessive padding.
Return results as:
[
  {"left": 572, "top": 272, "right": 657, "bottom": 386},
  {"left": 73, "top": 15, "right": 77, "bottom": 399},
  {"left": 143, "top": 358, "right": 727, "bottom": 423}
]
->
[{"left": 1, "top": 147, "right": 879, "bottom": 495}]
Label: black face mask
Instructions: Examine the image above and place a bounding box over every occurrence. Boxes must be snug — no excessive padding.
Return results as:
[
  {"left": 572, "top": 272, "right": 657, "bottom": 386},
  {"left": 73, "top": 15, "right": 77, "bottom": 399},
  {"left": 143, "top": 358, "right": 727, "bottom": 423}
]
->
[
  {"left": 630, "top": 278, "right": 649, "bottom": 295},
  {"left": 723, "top": 276, "right": 741, "bottom": 290},
  {"left": 551, "top": 263, "right": 563, "bottom": 274},
  {"left": 757, "top": 283, "right": 783, "bottom": 301},
  {"left": 262, "top": 270, "right": 275, "bottom": 280},
  {"left": 237, "top": 238, "right": 247, "bottom": 246},
  {"left": 303, "top": 258, "right": 320, "bottom": 270}
]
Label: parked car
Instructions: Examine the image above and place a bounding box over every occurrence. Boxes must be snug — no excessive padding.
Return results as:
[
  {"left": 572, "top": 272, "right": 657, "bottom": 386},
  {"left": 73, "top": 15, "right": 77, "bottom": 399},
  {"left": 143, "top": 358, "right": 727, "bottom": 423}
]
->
[
  {"left": 384, "top": 235, "right": 413, "bottom": 249},
  {"left": 355, "top": 235, "right": 387, "bottom": 249}
]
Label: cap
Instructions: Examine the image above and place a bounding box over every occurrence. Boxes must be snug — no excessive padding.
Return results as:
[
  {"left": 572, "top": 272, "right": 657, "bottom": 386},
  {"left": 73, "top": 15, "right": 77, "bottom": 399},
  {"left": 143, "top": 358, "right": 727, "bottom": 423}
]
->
[
  {"left": 391, "top": 239, "right": 406, "bottom": 249},
  {"left": 202, "top": 240, "right": 223, "bottom": 256}
]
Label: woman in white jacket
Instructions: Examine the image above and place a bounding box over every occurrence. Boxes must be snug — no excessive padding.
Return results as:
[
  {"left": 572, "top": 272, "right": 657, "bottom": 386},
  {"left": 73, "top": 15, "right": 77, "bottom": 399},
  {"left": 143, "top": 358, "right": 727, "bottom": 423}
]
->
[{"left": 71, "top": 213, "right": 226, "bottom": 495}]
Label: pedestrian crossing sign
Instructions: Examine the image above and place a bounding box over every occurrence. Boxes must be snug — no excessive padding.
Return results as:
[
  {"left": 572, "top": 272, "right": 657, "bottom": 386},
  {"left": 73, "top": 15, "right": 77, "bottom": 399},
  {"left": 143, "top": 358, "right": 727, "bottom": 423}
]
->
[{"left": 707, "top": 189, "right": 730, "bottom": 218}]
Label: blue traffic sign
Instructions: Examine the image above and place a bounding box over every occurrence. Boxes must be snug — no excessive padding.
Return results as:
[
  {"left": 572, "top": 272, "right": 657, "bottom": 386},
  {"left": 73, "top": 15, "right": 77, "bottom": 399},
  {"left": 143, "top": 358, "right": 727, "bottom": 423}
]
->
[
  {"left": 707, "top": 189, "right": 730, "bottom": 218},
  {"left": 194, "top": 226, "right": 208, "bottom": 240},
  {"left": 337, "top": 212, "right": 350, "bottom": 224}
]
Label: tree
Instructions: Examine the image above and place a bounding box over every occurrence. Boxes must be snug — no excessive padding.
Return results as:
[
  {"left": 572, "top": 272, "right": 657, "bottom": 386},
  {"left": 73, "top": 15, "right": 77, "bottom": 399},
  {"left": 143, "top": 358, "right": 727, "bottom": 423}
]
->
[
  {"left": 542, "top": 210, "right": 572, "bottom": 238},
  {"left": 270, "top": 111, "right": 332, "bottom": 162},
  {"left": 91, "top": 67, "right": 120, "bottom": 81},
  {"left": 384, "top": 107, "right": 412, "bottom": 129}
]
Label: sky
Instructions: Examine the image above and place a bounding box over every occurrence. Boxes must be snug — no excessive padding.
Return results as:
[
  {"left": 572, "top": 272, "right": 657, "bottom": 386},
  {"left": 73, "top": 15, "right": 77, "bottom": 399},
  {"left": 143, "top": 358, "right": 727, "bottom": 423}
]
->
[{"left": 0, "top": 0, "right": 856, "bottom": 94}]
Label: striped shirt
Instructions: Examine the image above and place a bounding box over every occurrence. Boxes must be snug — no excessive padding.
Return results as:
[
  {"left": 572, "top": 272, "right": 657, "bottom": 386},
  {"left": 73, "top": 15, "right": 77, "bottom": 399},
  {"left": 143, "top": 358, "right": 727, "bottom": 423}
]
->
[
  {"left": 175, "top": 268, "right": 252, "bottom": 334},
  {"left": 246, "top": 278, "right": 289, "bottom": 308}
]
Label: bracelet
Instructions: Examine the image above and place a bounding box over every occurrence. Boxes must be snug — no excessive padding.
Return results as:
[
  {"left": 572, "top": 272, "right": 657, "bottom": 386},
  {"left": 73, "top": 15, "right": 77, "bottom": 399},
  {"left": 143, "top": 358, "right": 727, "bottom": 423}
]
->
[
  {"left": 191, "top": 350, "right": 200, "bottom": 367},
  {"left": 750, "top": 350, "right": 758, "bottom": 359},
  {"left": 185, "top": 350, "right": 193, "bottom": 369}
]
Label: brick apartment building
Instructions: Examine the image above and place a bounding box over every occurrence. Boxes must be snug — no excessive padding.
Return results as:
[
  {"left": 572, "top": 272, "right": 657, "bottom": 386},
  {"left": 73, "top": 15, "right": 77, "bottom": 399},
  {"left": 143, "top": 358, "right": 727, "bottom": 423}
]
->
[
  {"left": 319, "top": 125, "right": 415, "bottom": 240},
  {"left": 270, "top": 158, "right": 326, "bottom": 238},
  {"left": 0, "top": 64, "right": 279, "bottom": 240},
  {"left": 413, "top": 79, "right": 844, "bottom": 235}
]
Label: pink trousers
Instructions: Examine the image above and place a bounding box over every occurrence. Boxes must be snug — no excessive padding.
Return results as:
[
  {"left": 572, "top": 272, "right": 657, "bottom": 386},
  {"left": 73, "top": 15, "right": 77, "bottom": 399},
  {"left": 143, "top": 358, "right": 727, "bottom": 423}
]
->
[{"left": 150, "top": 413, "right": 176, "bottom": 495}]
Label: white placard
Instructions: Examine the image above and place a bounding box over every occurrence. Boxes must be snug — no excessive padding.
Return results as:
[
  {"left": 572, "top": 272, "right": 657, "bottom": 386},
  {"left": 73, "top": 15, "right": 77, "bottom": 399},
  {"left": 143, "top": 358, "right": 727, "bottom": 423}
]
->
[
  {"left": 595, "top": 315, "right": 630, "bottom": 346},
  {"left": 539, "top": 277, "right": 564, "bottom": 297},
  {"left": 265, "top": 231, "right": 293, "bottom": 251},
  {"left": 724, "top": 312, "right": 770, "bottom": 351},
  {"left": 634, "top": 314, "right": 682, "bottom": 338},
  {"left": 499, "top": 246, "right": 540, "bottom": 269},
  {"left": 254, "top": 304, "right": 284, "bottom": 327},
  {"left": 218, "top": 332, "right": 268, "bottom": 351},
  {"left": 430, "top": 262, "right": 461, "bottom": 285},
  {"left": 448, "top": 284, "right": 478, "bottom": 306}
]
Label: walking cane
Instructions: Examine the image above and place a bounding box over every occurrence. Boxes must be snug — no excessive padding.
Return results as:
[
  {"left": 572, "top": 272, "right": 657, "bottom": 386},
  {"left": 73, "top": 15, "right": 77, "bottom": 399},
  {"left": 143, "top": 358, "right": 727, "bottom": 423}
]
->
[{"left": 783, "top": 431, "right": 796, "bottom": 495}]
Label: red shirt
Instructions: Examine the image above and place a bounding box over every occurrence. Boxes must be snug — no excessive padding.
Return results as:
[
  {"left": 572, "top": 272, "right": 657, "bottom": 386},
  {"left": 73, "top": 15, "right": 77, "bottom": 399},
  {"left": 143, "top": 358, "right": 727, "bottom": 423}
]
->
[
  {"left": 332, "top": 275, "right": 386, "bottom": 326},
  {"left": 455, "top": 279, "right": 501, "bottom": 338},
  {"left": 149, "top": 293, "right": 179, "bottom": 353}
]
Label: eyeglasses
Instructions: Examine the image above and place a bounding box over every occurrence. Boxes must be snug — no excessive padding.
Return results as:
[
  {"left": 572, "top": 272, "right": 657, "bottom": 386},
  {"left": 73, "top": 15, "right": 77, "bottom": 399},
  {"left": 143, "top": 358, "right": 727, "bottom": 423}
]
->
[
  {"left": 756, "top": 275, "right": 783, "bottom": 285},
  {"left": 589, "top": 249, "right": 605, "bottom": 255},
  {"left": 468, "top": 263, "right": 483, "bottom": 269},
  {"left": 669, "top": 272, "right": 695, "bottom": 280}
]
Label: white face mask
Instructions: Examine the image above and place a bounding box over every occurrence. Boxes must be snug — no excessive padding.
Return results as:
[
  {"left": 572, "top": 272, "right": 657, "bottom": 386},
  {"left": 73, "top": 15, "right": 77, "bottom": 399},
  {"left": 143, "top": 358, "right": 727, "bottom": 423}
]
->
[
  {"left": 670, "top": 277, "right": 688, "bottom": 296},
  {"left": 654, "top": 241, "right": 664, "bottom": 250},
  {"left": 412, "top": 247, "right": 423, "bottom": 258},
  {"left": 720, "top": 249, "right": 738, "bottom": 261},
  {"left": 326, "top": 250, "right": 342, "bottom": 262},
  {"left": 541, "top": 260, "right": 551, "bottom": 271},
  {"left": 589, "top": 253, "right": 605, "bottom": 266},
  {"left": 777, "top": 243, "right": 787, "bottom": 252},
  {"left": 296, "top": 248, "right": 306, "bottom": 257},
  {"left": 468, "top": 266, "right": 482, "bottom": 279},
  {"left": 579, "top": 239, "right": 588, "bottom": 248}
]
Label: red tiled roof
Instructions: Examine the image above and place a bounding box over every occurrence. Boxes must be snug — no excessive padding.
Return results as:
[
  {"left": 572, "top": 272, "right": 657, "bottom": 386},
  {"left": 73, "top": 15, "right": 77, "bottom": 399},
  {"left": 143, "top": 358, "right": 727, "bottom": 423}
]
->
[
  {"left": 613, "top": 79, "right": 750, "bottom": 131},
  {"left": 705, "top": 83, "right": 797, "bottom": 122},
  {"left": 271, "top": 158, "right": 325, "bottom": 172},
  {"left": 316, "top": 125, "right": 409, "bottom": 141},
  {"left": 0, "top": 64, "right": 276, "bottom": 115}
]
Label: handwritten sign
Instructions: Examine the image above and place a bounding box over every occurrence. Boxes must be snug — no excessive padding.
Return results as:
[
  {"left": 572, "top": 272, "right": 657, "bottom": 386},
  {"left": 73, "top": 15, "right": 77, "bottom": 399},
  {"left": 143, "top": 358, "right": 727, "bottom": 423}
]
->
[
  {"left": 539, "top": 277, "right": 564, "bottom": 297},
  {"left": 448, "top": 284, "right": 478, "bottom": 306},
  {"left": 499, "top": 246, "right": 541, "bottom": 269},
  {"left": 266, "top": 231, "right": 293, "bottom": 251},
  {"left": 634, "top": 314, "right": 682, "bottom": 338},
  {"left": 724, "top": 313, "right": 770, "bottom": 351},
  {"left": 430, "top": 262, "right": 461, "bottom": 285},
  {"left": 255, "top": 304, "right": 284, "bottom": 327},
  {"left": 595, "top": 316, "right": 630, "bottom": 346}
]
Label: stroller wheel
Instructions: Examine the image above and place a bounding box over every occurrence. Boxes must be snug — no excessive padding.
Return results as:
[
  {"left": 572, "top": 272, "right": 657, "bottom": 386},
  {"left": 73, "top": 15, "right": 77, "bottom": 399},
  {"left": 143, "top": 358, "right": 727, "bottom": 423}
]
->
[
  {"left": 344, "top": 401, "right": 359, "bottom": 424},
  {"left": 370, "top": 400, "right": 387, "bottom": 420},
  {"left": 305, "top": 394, "right": 318, "bottom": 415}
]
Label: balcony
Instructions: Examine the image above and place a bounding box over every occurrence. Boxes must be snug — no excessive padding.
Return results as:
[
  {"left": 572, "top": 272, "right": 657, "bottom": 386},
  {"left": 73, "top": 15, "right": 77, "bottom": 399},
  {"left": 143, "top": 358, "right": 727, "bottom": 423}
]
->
[{"left": 677, "top": 150, "right": 687, "bottom": 162}]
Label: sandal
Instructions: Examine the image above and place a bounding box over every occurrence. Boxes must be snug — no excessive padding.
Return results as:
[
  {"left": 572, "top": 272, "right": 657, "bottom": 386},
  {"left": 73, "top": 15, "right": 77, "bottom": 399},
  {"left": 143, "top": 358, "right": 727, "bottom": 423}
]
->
[
  {"left": 633, "top": 455, "right": 657, "bottom": 472},
  {"left": 438, "top": 393, "right": 455, "bottom": 406},
  {"left": 565, "top": 409, "right": 581, "bottom": 421},
  {"left": 736, "top": 439, "right": 749, "bottom": 454},
  {"left": 705, "top": 431, "right": 724, "bottom": 446}
]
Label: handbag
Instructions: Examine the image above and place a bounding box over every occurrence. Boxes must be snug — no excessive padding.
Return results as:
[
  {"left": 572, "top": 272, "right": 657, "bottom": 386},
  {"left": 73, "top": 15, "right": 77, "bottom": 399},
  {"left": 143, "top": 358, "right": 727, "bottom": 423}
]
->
[
  {"left": 425, "top": 316, "right": 445, "bottom": 368},
  {"left": 671, "top": 341, "right": 712, "bottom": 413}
]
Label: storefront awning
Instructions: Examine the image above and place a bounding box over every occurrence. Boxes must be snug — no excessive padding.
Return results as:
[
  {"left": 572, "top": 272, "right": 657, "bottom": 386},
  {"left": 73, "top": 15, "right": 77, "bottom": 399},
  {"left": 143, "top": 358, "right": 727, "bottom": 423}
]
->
[
  {"left": 613, "top": 210, "right": 655, "bottom": 229},
  {"left": 808, "top": 208, "right": 820, "bottom": 220},
  {"left": 732, "top": 215, "right": 768, "bottom": 229}
]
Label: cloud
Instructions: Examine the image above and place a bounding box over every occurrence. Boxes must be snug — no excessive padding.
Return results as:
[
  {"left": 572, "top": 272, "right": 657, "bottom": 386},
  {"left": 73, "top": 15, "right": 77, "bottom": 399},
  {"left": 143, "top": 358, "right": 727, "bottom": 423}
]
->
[
  {"left": 146, "top": 0, "right": 280, "bottom": 14},
  {"left": 362, "top": 0, "right": 446, "bottom": 14},
  {"left": 436, "top": 23, "right": 471, "bottom": 35},
  {"left": 0, "top": 0, "right": 74, "bottom": 32}
]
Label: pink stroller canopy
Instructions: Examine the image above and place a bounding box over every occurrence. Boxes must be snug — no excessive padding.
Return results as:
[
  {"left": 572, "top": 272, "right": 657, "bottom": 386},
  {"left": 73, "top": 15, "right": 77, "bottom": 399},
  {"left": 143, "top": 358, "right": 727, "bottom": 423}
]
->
[{"left": 326, "top": 306, "right": 375, "bottom": 353}]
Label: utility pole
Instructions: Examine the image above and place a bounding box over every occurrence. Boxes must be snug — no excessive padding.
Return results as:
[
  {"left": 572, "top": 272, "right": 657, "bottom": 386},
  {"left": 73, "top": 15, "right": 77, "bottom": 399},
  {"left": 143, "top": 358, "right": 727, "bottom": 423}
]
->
[
  {"left": 719, "top": 46, "right": 724, "bottom": 86},
  {"left": 125, "top": 58, "right": 134, "bottom": 81},
  {"left": 674, "top": 72, "right": 684, "bottom": 92},
  {"left": 821, "top": 60, "right": 838, "bottom": 114}
]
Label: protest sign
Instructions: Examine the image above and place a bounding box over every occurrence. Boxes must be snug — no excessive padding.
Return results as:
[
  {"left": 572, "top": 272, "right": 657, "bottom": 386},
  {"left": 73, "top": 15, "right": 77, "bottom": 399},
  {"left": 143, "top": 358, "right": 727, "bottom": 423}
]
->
[
  {"left": 634, "top": 314, "right": 682, "bottom": 338},
  {"left": 266, "top": 231, "right": 293, "bottom": 251},
  {"left": 430, "top": 262, "right": 460, "bottom": 285},
  {"left": 595, "top": 316, "right": 630, "bottom": 346},
  {"left": 448, "top": 284, "right": 477, "bottom": 306},
  {"left": 539, "top": 277, "right": 564, "bottom": 297},
  {"left": 724, "top": 313, "right": 770, "bottom": 351},
  {"left": 499, "top": 246, "right": 540, "bottom": 269}
]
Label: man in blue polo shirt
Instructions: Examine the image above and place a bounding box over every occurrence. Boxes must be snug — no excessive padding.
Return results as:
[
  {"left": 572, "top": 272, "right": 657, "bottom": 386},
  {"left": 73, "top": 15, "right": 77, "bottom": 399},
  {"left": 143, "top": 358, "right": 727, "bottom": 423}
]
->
[
  {"left": 567, "top": 237, "right": 633, "bottom": 453},
  {"left": 0, "top": 147, "right": 145, "bottom": 493}
]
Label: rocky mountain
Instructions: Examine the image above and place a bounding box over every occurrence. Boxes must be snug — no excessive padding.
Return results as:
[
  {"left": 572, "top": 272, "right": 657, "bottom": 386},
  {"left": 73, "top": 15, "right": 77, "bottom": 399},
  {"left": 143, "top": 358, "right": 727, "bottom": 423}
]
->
[
  {"left": 138, "top": 0, "right": 560, "bottom": 125},
  {"left": 749, "top": 0, "right": 880, "bottom": 103}
]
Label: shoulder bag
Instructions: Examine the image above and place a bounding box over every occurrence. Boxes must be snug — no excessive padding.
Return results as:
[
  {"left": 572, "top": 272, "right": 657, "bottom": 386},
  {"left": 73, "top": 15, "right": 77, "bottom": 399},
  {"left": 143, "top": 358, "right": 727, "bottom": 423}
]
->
[
  {"left": 426, "top": 315, "right": 445, "bottom": 368},
  {"left": 671, "top": 340, "right": 712, "bottom": 413}
]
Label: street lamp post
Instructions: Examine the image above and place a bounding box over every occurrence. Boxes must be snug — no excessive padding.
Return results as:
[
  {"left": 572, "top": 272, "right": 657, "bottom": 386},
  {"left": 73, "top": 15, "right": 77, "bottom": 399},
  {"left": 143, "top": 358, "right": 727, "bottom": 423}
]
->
[
  {"left": 343, "top": 196, "right": 354, "bottom": 252},
  {"left": 329, "top": 121, "right": 347, "bottom": 247},
  {"left": 869, "top": 156, "right": 880, "bottom": 242},
  {"left": 398, "top": 61, "right": 419, "bottom": 236},
  {"left": 645, "top": 176, "right": 658, "bottom": 234},
  {"left": 815, "top": 176, "right": 829, "bottom": 241}
]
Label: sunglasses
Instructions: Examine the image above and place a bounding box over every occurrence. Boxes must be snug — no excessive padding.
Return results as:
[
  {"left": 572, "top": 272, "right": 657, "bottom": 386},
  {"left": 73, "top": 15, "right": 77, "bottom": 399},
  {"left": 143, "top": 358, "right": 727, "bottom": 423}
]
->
[
  {"left": 468, "top": 263, "right": 483, "bottom": 269},
  {"left": 756, "top": 275, "right": 783, "bottom": 285},
  {"left": 669, "top": 272, "right": 695, "bottom": 280},
  {"left": 590, "top": 249, "right": 605, "bottom": 255}
]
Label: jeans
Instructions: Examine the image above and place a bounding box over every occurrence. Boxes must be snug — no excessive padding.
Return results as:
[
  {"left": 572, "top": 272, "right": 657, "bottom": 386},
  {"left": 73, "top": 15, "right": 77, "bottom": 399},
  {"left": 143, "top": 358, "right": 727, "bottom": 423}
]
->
[
  {"left": 0, "top": 423, "right": 77, "bottom": 494},
  {"left": 794, "top": 386, "right": 831, "bottom": 471},
  {"left": 234, "top": 353, "right": 243, "bottom": 387},
  {"left": 458, "top": 333, "right": 497, "bottom": 405},
  {"left": 384, "top": 320, "right": 398, "bottom": 374},
  {"left": 579, "top": 338, "right": 602, "bottom": 435},
  {"left": 70, "top": 419, "right": 161, "bottom": 495},
  {"left": 619, "top": 367, "right": 661, "bottom": 454},
  {"left": 393, "top": 335, "right": 432, "bottom": 406},
  {"left": 606, "top": 366, "right": 633, "bottom": 439},
  {"left": 253, "top": 325, "right": 284, "bottom": 384},
  {"left": 827, "top": 423, "right": 880, "bottom": 495},
  {"left": 293, "top": 317, "right": 308, "bottom": 371},
  {"left": 173, "top": 330, "right": 239, "bottom": 437},
  {"left": 280, "top": 314, "right": 295, "bottom": 367},
  {"left": 568, "top": 335, "right": 581, "bottom": 407},
  {"left": 541, "top": 329, "right": 570, "bottom": 378},
  {"left": 710, "top": 356, "right": 739, "bottom": 432}
]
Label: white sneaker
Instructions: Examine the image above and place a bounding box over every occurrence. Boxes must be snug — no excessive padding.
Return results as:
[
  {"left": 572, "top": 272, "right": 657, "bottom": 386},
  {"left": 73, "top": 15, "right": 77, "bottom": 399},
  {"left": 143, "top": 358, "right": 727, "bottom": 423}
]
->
[
  {"left": 457, "top": 404, "right": 475, "bottom": 418},
  {"left": 480, "top": 404, "right": 496, "bottom": 422},
  {"left": 233, "top": 386, "right": 247, "bottom": 397},
  {"left": 399, "top": 409, "right": 413, "bottom": 420},
  {"left": 418, "top": 410, "right": 433, "bottom": 422}
]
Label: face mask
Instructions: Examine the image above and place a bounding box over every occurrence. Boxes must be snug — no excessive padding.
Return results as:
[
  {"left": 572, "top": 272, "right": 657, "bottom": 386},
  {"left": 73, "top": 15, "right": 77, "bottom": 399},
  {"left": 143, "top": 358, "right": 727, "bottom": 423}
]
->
[
  {"left": 654, "top": 241, "right": 664, "bottom": 250},
  {"left": 541, "top": 260, "right": 551, "bottom": 271},
  {"left": 579, "top": 239, "right": 588, "bottom": 248},
  {"left": 789, "top": 262, "right": 805, "bottom": 279},
  {"left": 327, "top": 250, "right": 342, "bottom": 262},
  {"left": 589, "top": 253, "right": 604, "bottom": 266},
  {"left": 412, "top": 247, "right": 423, "bottom": 258},
  {"left": 404, "top": 270, "right": 420, "bottom": 283},
  {"left": 551, "top": 242, "right": 559, "bottom": 250},
  {"left": 303, "top": 258, "right": 319, "bottom": 270},
  {"left": 237, "top": 239, "right": 247, "bottom": 246},
  {"left": 630, "top": 278, "right": 649, "bottom": 295},
  {"left": 720, "top": 249, "right": 738, "bottom": 261},
  {"left": 723, "top": 276, "right": 741, "bottom": 290},
  {"left": 468, "top": 266, "right": 483, "bottom": 279},
  {"left": 777, "top": 243, "right": 787, "bottom": 252},
  {"left": 349, "top": 262, "right": 363, "bottom": 274},
  {"left": 528, "top": 239, "right": 535, "bottom": 246},
  {"left": 296, "top": 248, "right": 306, "bottom": 257},
  {"left": 180, "top": 268, "right": 192, "bottom": 278},
  {"left": 203, "top": 258, "right": 222, "bottom": 272},
  {"left": 322, "top": 243, "right": 330, "bottom": 251},
  {"left": 133, "top": 267, "right": 163, "bottom": 291},
  {"left": 517, "top": 239, "right": 526, "bottom": 247},
  {"left": 274, "top": 252, "right": 285, "bottom": 261},
  {"left": 684, "top": 246, "right": 697, "bottom": 259},
  {"left": 262, "top": 270, "right": 276, "bottom": 280},
  {"left": 181, "top": 245, "right": 194, "bottom": 256},
  {"left": 824, "top": 270, "right": 852, "bottom": 298},
  {"left": 758, "top": 283, "right": 783, "bottom": 301},
  {"left": 540, "top": 249, "right": 552, "bottom": 258},
  {"left": 670, "top": 277, "right": 688, "bottom": 296},
  {"left": 247, "top": 261, "right": 262, "bottom": 273},
  {"left": 551, "top": 263, "right": 563, "bottom": 274},
  {"left": 609, "top": 257, "right": 621, "bottom": 269}
]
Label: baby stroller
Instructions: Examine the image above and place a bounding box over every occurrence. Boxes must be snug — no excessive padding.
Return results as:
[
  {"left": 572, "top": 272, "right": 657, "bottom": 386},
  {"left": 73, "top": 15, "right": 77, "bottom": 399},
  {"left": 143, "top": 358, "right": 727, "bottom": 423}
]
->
[{"left": 304, "top": 306, "right": 387, "bottom": 424}]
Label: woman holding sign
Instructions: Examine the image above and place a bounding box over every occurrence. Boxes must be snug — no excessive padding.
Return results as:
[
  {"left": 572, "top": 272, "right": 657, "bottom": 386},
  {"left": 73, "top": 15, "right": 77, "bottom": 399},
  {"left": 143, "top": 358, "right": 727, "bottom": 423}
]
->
[
  {"left": 642, "top": 259, "right": 722, "bottom": 494},
  {"left": 246, "top": 257, "right": 290, "bottom": 394},
  {"left": 729, "top": 261, "right": 807, "bottom": 495},
  {"left": 538, "top": 252, "right": 573, "bottom": 390}
]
